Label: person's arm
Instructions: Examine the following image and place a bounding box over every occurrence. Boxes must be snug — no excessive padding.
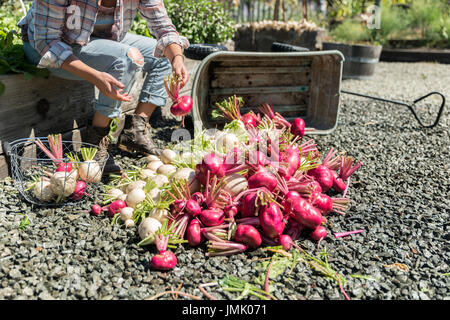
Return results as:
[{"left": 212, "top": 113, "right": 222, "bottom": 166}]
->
[
  {"left": 32, "top": 0, "right": 73, "bottom": 69},
  {"left": 33, "top": 0, "right": 129, "bottom": 102},
  {"left": 139, "top": 0, "right": 190, "bottom": 86},
  {"left": 61, "top": 55, "right": 131, "bottom": 102},
  {"left": 164, "top": 43, "right": 188, "bottom": 87}
]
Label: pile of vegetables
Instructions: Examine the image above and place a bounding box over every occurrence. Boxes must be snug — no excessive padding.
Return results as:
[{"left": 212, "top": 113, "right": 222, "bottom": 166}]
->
[
  {"left": 28, "top": 134, "right": 104, "bottom": 203},
  {"left": 97, "top": 95, "right": 362, "bottom": 271}
]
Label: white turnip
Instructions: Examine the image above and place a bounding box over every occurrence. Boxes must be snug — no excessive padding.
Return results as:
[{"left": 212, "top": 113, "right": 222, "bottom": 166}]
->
[
  {"left": 138, "top": 217, "right": 162, "bottom": 242},
  {"left": 125, "top": 180, "right": 146, "bottom": 194},
  {"left": 156, "top": 164, "right": 176, "bottom": 176},
  {"left": 33, "top": 179, "right": 55, "bottom": 202},
  {"left": 120, "top": 207, "right": 134, "bottom": 221},
  {"left": 126, "top": 188, "right": 146, "bottom": 208},
  {"left": 223, "top": 173, "right": 248, "bottom": 197},
  {"left": 149, "top": 207, "right": 169, "bottom": 223},
  {"left": 124, "top": 219, "right": 135, "bottom": 228},
  {"left": 152, "top": 174, "right": 169, "bottom": 188},
  {"left": 171, "top": 168, "right": 200, "bottom": 193},
  {"left": 160, "top": 149, "right": 177, "bottom": 164},
  {"left": 147, "top": 160, "right": 164, "bottom": 172},
  {"left": 144, "top": 155, "right": 160, "bottom": 163},
  {"left": 78, "top": 148, "right": 102, "bottom": 183},
  {"left": 50, "top": 171, "right": 77, "bottom": 198},
  {"left": 139, "top": 169, "right": 156, "bottom": 180}
]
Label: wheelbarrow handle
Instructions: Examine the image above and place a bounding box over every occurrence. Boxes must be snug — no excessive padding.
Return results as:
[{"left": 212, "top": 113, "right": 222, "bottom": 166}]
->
[{"left": 341, "top": 90, "right": 446, "bottom": 129}]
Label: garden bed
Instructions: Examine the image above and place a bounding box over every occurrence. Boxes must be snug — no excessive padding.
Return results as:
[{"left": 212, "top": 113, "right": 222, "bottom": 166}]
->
[
  {"left": 380, "top": 48, "right": 450, "bottom": 64},
  {"left": 0, "top": 61, "right": 448, "bottom": 300}
]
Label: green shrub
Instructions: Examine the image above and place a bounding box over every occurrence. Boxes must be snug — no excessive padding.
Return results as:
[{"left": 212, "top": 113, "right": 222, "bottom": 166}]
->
[
  {"left": 165, "top": 0, "right": 236, "bottom": 44},
  {"left": 407, "top": 0, "right": 449, "bottom": 47},
  {"left": 0, "top": 2, "right": 49, "bottom": 95},
  {"left": 131, "top": 0, "right": 236, "bottom": 44},
  {"left": 329, "top": 19, "right": 373, "bottom": 44}
]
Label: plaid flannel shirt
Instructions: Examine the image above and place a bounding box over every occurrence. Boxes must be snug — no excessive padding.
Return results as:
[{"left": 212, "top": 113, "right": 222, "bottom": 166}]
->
[{"left": 18, "top": 0, "right": 189, "bottom": 69}]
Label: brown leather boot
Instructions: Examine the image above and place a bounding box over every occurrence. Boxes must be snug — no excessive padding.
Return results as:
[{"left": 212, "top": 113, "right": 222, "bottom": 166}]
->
[
  {"left": 117, "top": 114, "right": 162, "bottom": 156},
  {"left": 83, "top": 125, "right": 122, "bottom": 175}
]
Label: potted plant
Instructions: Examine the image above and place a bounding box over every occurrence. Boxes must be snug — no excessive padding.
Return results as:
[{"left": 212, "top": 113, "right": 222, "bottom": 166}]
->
[
  {"left": 323, "top": 1, "right": 412, "bottom": 79},
  {"left": 323, "top": 19, "right": 383, "bottom": 80}
]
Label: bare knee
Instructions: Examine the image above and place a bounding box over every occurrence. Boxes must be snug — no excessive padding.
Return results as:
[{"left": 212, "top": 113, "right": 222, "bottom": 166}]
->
[{"left": 128, "top": 47, "right": 144, "bottom": 66}]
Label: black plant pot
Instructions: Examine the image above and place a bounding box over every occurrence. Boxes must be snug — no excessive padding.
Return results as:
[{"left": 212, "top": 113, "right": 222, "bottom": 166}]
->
[{"left": 322, "top": 42, "right": 382, "bottom": 80}]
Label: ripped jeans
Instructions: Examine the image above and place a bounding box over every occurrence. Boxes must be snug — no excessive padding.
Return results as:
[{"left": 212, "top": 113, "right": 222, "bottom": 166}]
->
[{"left": 23, "top": 33, "right": 172, "bottom": 119}]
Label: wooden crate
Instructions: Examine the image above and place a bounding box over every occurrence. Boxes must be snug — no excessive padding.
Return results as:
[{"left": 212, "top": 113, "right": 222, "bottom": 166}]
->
[{"left": 191, "top": 51, "right": 344, "bottom": 134}]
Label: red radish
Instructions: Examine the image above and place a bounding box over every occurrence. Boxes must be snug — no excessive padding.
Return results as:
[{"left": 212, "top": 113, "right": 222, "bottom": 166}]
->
[
  {"left": 56, "top": 162, "right": 73, "bottom": 173},
  {"left": 164, "top": 73, "right": 193, "bottom": 127},
  {"left": 195, "top": 153, "right": 225, "bottom": 185},
  {"left": 239, "top": 192, "right": 258, "bottom": 218},
  {"left": 285, "top": 220, "right": 304, "bottom": 240},
  {"left": 170, "top": 96, "right": 193, "bottom": 117},
  {"left": 108, "top": 200, "right": 127, "bottom": 217},
  {"left": 234, "top": 224, "right": 262, "bottom": 249},
  {"left": 72, "top": 180, "right": 87, "bottom": 200},
  {"left": 172, "top": 199, "right": 186, "bottom": 213},
  {"left": 258, "top": 102, "right": 291, "bottom": 128},
  {"left": 311, "top": 193, "right": 349, "bottom": 216},
  {"left": 241, "top": 111, "right": 260, "bottom": 128},
  {"left": 307, "top": 165, "right": 334, "bottom": 192},
  {"left": 290, "top": 118, "right": 305, "bottom": 138},
  {"left": 259, "top": 202, "right": 285, "bottom": 239},
  {"left": 281, "top": 191, "right": 302, "bottom": 215},
  {"left": 224, "top": 205, "right": 238, "bottom": 219},
  {"left": 247, "top": 167, "right": 277, "bottom": 192},
  {"left": 185, "top": 199, "right": 201, "bottom": 216},
  {"left": 310, "top": 225, "right": 327, "bottom": 241},
  {"left": 91, "top": 204, "right": 106, "bottom": 216},
  {"left": 291, "top": 197, "right": 323, "bottom": 229},
  {"left": 280, "top": 145, "right": 301, "bottom": 177},
  {"left": 191, "top": 192, "right": 205, "bottom": 205},
  {"left": 310, "top": 192, "right": 332, "bottom": 213},
  {"left": 200, "top": 208, "right": 224, "bottom": 227},
  {"left": 279, "top": 234, "right": 293, "bottom": 251},
  {"left": 334, "top": 156, "right": 363, "bottom": 195},
  {"left": 206, "top": 241, "right": 247, "bottom": 257},
  {"left": 151, "top": 250, "right": 177, "bottom": 270},
  {"left": 332, "top": 170, "right": 347, "bottom": 193},
  {"left": 187, "top": 219, "right": 203, "bottom": 247}
]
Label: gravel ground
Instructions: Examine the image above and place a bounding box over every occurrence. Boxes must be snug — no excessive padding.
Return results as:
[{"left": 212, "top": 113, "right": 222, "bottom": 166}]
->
[{"left": 0, "top": 62, "right": 449, "bottom": 300}]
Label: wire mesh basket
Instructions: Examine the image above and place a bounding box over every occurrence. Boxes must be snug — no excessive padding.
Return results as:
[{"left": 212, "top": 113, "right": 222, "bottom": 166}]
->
[{"left": 7, "top": 137, "right": 109, "bottom": 207}]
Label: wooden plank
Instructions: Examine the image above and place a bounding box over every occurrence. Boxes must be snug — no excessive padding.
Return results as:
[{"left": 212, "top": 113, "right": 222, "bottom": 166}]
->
[
  {"left": 218, "top": 59, "right": 312, "bottom": 67},
  {"left": 209, "top": 91, "right": 309, "bottom": 112},
  {"left": 0, "top": 74, "right": 94, "bottom": 155},
  {"left": 213, "top": 66, "right": 311, "bottom": 74},
  {"left": 209, "top": 85, "right": 309, "bottom": 95},
  {"left": 211, "top": 72, "right": 310, "bottom": 88}
]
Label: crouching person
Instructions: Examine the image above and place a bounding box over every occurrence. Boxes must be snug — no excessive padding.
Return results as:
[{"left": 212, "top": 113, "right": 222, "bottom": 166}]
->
[{"left": 19, "top": 0, "right": 189, "bottom": 174}]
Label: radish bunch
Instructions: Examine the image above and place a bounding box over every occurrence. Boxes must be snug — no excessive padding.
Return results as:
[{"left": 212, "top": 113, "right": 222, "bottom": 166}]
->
[
  {"left": 31, "top": 134, "right": 104, "bottom": 203},
  {"left": 164, "top": 72, "right": 193, "bottom": 127},
  {"left": 101, "top": 95, "right": 362, "bottom": 271}
]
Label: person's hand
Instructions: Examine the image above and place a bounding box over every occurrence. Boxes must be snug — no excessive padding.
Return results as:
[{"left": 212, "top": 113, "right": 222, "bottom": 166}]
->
[
  {"left": 94, "top": 71, "right": 131, "bottom": 102},
  {"left": 171, "top": 55, "right": 189, "bottom": 88}
]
